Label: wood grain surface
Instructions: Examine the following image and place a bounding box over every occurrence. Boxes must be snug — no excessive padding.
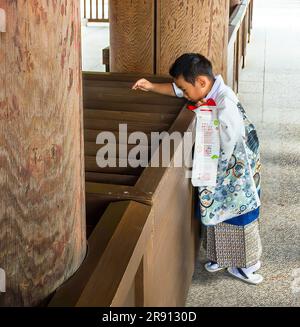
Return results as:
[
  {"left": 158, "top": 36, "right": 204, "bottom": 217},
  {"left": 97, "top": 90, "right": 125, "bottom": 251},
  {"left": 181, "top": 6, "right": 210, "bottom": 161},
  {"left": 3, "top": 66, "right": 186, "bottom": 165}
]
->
[
  {"left": 109, "top": 1, "right": 229, "bottom": 77},
  {"left": 0, "top": 0, "right": 86, "bottom": 306},
  {"left": 157, "top": 0, "right": 229, "bottom": 78},
  {"left": 109, "top": 0, "right": 155, "bottom": 73}
]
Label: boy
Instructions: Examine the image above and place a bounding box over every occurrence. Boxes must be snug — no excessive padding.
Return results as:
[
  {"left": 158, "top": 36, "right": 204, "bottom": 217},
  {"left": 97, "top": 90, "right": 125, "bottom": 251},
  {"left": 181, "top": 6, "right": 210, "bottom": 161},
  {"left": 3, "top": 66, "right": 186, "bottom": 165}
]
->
[{"left": 132, "top": 53, "right": 263, "bottom": 284}]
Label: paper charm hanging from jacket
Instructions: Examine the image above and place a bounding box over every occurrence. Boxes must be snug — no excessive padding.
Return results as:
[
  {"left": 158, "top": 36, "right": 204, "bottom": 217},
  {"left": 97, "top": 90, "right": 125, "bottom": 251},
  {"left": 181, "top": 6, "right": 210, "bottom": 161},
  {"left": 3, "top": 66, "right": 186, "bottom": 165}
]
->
[{"left": 177, "top": 75, "right": 261, "bottom": 226}]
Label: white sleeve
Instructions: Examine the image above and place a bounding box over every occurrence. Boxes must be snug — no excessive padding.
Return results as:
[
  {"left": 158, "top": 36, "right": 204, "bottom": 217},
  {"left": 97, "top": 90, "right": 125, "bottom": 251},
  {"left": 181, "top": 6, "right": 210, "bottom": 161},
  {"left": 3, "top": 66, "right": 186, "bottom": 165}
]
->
[
  {"left": 172, "top": 83, "right": 184, "bottom": 98},
  {"left": 218, "top": 96, "right": 244, "bottom": 163}
]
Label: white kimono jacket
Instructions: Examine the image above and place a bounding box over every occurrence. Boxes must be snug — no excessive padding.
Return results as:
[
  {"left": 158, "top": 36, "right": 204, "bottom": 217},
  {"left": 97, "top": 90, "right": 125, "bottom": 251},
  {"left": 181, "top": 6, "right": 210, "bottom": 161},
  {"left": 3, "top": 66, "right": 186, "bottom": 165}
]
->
[{"left": 173, "top": 75, "right": 261, "bottom": 226}]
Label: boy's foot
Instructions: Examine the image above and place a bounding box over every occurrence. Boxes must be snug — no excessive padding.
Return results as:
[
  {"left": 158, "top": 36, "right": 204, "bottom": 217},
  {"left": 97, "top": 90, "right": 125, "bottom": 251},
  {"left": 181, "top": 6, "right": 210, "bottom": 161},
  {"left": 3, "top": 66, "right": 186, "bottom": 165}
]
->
[
  {"left": 204, "top": 261, "right": 224, "bottom": 272},
  {"left": 243, "top": 260, "right": 261, "bottom": 274},
  {"left": 227, "top": 266, "right": 263, "bottom": 285}
]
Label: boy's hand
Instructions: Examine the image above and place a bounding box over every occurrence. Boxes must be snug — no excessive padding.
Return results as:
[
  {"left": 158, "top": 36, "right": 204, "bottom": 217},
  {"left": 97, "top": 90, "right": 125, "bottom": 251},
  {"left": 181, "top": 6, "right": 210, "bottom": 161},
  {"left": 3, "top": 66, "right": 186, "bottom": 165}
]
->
[
  {"left": 132, "top": 79, "right": 175, "bottom": 97},
  {"left": 132, "top": 78, "right": 153, "bottom": 92}
]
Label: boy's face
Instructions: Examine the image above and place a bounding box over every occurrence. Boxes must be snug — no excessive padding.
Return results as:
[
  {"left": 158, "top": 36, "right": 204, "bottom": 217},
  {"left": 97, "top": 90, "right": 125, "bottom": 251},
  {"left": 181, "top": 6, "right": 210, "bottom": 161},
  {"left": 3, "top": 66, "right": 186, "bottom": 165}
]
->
[{"left": 174, "top": 75, "right": 213, "bottom": 103}]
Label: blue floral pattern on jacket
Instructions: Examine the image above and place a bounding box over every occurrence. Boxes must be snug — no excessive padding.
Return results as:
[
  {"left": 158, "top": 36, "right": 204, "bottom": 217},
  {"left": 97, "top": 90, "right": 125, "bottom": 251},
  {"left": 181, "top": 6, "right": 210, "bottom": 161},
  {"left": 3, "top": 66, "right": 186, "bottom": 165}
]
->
[{"left": 199, "top": 102, "right": 261, "bottom": 226}]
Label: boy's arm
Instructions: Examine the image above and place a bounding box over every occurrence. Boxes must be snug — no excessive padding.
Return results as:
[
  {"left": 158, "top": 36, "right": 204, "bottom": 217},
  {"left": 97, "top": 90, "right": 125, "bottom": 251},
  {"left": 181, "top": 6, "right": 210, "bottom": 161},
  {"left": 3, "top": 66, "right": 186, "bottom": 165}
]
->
[{"left": 132, "top": 78, "right": 176, "bottom": 97}]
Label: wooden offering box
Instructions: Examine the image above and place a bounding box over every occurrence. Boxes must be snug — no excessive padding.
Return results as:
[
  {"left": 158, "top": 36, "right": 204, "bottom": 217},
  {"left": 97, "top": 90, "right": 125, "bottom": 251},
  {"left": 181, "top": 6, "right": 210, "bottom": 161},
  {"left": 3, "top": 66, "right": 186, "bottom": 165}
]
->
[
  {"left": 49, "top": 72, "right": 200, "bottom": 307},
  {"left": 83, "top": 73, "right": 190, "bottom": 234}
]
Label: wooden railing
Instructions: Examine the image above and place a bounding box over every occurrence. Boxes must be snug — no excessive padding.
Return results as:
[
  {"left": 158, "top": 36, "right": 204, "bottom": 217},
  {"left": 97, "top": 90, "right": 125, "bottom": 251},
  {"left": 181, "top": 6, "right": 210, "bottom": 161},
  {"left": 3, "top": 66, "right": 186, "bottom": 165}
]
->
[
  {"left": 227, "top": 0, "right": 253, "bottom": 93},
  {"left": 82, "top": 0, "right": 109, "bottom": 23}
]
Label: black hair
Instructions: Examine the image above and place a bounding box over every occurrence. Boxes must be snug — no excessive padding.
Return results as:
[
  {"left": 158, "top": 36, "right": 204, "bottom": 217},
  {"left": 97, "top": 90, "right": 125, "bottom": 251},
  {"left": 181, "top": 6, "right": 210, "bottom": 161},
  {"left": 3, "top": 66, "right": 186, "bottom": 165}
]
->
[{"left": 169, "top": 53, "right": 214, "bottom": 85}]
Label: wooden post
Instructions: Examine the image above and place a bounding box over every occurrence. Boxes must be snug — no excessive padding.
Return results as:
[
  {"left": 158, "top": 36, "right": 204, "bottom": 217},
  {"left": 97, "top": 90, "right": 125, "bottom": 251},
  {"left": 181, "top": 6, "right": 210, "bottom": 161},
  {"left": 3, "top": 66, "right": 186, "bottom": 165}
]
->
[
  {"left": 156, "top": 0, "right": 229, "bottom": 78},
  {"left": 109, "top": 0, "right": 155, "bottom": 74},
  {"left": 0, "top": 1, "right": 86, "bottom": 306},
  {"left": 109, "top": 0, "right": 229, "bottom": 78}
]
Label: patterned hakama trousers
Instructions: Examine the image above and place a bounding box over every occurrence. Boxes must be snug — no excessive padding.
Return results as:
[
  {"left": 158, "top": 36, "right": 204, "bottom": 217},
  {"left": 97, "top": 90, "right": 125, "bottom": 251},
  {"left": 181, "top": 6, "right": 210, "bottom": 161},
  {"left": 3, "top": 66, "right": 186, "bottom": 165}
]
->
[{"left": 203, "top": 219, "right": 262, "bottom": 268}]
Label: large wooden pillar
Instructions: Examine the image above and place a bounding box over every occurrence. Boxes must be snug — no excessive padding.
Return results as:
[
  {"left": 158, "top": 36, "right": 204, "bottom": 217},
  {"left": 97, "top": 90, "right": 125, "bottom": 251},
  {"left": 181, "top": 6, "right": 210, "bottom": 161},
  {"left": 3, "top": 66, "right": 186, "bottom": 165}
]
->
[
  {"left": 109, "top": 0, "right": 229, "bottom": 78},
  {"left": 0, "top": 1, "right": 86, "bottom": 306}
]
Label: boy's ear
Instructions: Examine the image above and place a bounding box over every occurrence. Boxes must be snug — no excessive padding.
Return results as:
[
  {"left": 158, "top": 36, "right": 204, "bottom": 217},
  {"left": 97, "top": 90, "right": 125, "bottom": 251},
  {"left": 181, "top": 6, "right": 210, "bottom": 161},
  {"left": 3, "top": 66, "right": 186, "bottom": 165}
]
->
[{"left": 195, "top": 76, "right": 207, "bottom": 88}]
